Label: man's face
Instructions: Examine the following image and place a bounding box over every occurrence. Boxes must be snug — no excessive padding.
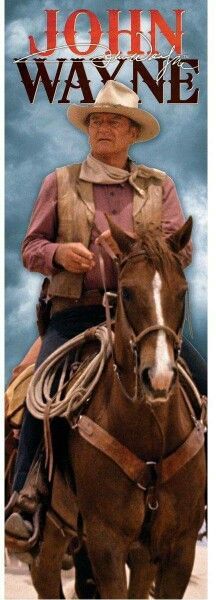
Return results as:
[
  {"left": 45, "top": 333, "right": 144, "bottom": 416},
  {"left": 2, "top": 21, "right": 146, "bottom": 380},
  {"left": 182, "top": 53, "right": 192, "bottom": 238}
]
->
[{"left": 88, "top": 113, "right": 138, "bottom": 157}]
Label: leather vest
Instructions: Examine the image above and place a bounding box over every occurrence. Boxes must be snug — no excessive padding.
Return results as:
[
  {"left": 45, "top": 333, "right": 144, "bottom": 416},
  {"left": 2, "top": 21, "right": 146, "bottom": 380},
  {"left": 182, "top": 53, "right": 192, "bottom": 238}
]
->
[{"left": 48, "top": 163, "right": 165, "bottom": 299}]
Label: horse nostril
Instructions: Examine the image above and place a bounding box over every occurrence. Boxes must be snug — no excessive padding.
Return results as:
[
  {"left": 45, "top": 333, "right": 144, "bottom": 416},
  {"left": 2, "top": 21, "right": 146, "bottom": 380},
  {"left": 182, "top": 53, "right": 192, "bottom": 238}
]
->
[{"left": 141, "top": 368, "right": 151, "bottom": 389}]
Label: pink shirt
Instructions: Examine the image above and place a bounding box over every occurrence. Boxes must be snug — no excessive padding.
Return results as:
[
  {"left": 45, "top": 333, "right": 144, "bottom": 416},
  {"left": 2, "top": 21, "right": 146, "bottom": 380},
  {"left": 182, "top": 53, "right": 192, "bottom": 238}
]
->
[{"left": 22, "top": 171, "right": 192, "bottom": 290}]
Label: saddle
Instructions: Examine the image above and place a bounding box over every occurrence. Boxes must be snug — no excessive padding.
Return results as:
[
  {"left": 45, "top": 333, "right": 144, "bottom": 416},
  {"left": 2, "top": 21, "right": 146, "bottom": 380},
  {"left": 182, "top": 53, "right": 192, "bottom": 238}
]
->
[{"left": 5, "top": 364, "right": 35, "bottom": 429}]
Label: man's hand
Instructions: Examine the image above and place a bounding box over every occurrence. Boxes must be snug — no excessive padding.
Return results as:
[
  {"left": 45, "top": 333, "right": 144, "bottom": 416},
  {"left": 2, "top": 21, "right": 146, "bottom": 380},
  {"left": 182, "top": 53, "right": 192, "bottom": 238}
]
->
[
  {"left": 95, "top": 230, "right": 122, "bottom": 256},
  {"left": 54, "top": 243, "right": 96, "bottom": 273}
]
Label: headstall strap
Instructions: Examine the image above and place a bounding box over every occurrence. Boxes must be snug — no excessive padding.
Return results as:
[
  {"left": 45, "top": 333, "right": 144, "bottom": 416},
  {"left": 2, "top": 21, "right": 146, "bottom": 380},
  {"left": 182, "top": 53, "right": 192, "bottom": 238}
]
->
[
  {"left": 119, "top": 250, "right": 149, "bottom": 270},
  {"left": 119, "top": 249, "right": 183, "bottom": 353},
  {"left": 98, "top": 250, "right": 115, "bottom": 364},
  {"left": 133, "top": 324, "right": 182, "bottom": 352}
]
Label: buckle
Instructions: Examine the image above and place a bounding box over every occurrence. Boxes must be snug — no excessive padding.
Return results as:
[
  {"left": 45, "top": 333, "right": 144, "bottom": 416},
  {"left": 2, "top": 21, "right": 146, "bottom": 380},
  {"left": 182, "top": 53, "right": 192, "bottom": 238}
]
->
[
  {"left": 137, "top": 482, "right": 147, "bottom": 491},
  {"left": 136, "top": 461, "right": 158, "bottom": 492},
  {"left": 102, "top": 291, "right": 117, "bottom": 309},
  {"left": 191, "top": 415, "right": 204, "bottom": 431}
]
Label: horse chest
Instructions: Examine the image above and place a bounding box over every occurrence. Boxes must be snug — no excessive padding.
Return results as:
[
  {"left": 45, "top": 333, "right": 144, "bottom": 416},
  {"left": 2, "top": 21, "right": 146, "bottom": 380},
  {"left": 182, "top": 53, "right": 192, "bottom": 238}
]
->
[{"left": 72, "top": 437, "right": 146, "bottom": 539}]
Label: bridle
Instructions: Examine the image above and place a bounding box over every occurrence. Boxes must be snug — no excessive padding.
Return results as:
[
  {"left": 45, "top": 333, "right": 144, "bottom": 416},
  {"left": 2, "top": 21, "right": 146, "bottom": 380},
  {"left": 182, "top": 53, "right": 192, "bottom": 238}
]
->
[
  {"left": 101, "top": 249, "right": 184, "bottom": 404},
  {"left": 130, "top": 324, "right": 182, "bottom": 354}
]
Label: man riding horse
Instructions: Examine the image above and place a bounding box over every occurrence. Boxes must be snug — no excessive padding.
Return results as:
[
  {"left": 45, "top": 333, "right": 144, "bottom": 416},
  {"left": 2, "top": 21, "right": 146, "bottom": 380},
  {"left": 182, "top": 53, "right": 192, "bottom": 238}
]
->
[{"left": 5, "top": 80, "right": 206, "bottom": 560}]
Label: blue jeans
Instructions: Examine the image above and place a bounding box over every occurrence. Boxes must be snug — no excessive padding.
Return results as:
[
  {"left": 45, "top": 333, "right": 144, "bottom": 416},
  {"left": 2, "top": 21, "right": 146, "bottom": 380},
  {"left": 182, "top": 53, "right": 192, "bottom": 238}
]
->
[{"left": 12, "top": 306, "right": 207, "bottom": 492}]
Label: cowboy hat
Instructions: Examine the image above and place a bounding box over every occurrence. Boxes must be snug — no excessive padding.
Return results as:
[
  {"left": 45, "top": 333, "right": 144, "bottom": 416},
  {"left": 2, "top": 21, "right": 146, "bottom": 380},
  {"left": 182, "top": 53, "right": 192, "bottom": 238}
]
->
[{"left": 67, "top": 81, "right": 160, "bottom": 143}]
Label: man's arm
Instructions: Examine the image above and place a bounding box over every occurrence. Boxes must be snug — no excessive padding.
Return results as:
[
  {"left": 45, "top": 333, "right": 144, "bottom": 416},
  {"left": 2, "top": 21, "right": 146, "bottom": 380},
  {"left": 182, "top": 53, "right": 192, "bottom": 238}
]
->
[
  {"left": 162, "top": 176, "right": 192, "bottom": 268},
  {"left": 22, "top": 172, "right": 95, "bottom": 275},
  {"left": 22, "top": 172, "right": 60, "bottom": 275}
]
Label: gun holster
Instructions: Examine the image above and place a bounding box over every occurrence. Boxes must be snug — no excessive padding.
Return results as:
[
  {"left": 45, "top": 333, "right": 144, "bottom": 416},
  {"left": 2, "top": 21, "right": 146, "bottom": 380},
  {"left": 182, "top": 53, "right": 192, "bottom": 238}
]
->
[{"left": 36, "top": 277, "right": 52, "bottom": 337}]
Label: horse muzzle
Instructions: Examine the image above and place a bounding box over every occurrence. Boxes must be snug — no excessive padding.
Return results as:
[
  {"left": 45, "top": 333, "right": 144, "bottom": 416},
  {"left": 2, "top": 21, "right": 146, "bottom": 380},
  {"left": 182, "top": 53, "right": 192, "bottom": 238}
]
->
[{"left": 140, "top": 364, "right": 177, "bottom": 402}]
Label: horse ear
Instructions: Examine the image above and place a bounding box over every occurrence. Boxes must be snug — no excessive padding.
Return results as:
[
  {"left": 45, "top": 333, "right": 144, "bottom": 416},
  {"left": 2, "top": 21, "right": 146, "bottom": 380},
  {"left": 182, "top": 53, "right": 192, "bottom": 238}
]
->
[
  {"left": 105, "top": 214, "right": 136, "bottom": 255},
  {"left": 167, "top": 216, "right": 193, "bottom": 254}
]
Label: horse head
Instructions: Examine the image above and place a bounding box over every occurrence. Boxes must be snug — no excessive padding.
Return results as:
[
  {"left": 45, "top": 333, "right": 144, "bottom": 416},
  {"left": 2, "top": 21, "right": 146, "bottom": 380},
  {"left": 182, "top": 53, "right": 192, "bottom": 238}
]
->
[{"left": 107, "top": 215, "right": 192, "bottom": 404}]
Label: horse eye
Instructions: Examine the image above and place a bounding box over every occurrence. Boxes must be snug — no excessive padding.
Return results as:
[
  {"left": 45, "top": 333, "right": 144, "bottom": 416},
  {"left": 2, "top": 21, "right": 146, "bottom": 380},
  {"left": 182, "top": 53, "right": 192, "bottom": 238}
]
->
[{"left": 122, "top": 287, "right": 133, "bottom": 302}]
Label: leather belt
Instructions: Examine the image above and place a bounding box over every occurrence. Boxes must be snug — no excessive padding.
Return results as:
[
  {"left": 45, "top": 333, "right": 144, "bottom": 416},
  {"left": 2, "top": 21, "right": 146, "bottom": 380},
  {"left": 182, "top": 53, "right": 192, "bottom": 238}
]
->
[{"left": 51, "top": 289, "right": 117, "bottom": 315}]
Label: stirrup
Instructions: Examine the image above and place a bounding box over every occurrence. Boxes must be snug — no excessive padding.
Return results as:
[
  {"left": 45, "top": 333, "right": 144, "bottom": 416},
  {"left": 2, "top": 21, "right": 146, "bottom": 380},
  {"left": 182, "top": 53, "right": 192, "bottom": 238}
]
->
[
  {"left": 5, "top": 486, "right": 41, "bottom": 519},
  {"left": 15, "top": 487, "right": 41, "bottom": 514},
  {"left": 5, "top": 491, "right": 19, "bottom": 520},
  {"left": 5, "top": 503, "right": 43, "bottom": 552},
  {"left": 5, "top": 512, "right": 33, "bottom": 540}
]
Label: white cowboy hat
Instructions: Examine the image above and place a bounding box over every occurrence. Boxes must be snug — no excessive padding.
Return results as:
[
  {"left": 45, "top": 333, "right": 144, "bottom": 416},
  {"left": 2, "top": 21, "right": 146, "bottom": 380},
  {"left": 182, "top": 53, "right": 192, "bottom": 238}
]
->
[{"left": 67, "top": 81, "right": 160, "bottom": 143}]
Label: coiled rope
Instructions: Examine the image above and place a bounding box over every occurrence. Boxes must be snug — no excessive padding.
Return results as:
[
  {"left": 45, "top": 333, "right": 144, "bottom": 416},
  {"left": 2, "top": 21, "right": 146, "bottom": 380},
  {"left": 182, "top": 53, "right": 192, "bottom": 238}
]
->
[
  {"left": 26, "top": 325, "right": 113, "bottom": 479},
  {"left": 26, "top": 325, "right": 113, "bottom": 420}
]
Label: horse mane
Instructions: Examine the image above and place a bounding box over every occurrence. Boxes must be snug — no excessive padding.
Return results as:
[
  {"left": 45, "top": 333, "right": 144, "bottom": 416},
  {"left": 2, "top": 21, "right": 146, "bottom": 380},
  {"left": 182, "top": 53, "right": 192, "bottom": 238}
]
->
[{"left": 131, "top": 225, "right": 182, "bottom": 274}]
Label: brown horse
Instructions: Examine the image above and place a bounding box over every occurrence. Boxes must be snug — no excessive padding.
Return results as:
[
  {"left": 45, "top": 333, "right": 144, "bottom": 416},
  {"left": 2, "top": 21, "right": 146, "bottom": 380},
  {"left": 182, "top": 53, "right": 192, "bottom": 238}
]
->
[{"left": 30, "top": 217, "right": 206, "bottom": 599}]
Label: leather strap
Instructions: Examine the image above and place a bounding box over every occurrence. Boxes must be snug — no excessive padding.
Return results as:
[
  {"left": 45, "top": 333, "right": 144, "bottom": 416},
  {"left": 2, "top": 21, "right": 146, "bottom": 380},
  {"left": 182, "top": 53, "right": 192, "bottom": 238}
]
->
[
  {"left": 77, "top": 415, "right": 152, "bottom": 489},
  {"left": 76, "top": 414, "right": 205, "bottom": 489},
  {"left": 47, "top": 508, "right": 78, "bottom": 538},
  {"left": 160, "top": 425, "right": 205, "bottom": 482},
  {"left": 51, "top": 289, "right": 116, "bottom": 314}
]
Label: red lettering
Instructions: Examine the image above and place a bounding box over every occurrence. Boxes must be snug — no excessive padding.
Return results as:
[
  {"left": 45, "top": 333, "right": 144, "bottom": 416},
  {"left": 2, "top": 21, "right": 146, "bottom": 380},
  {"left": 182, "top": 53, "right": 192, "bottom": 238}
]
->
[
  {"left": 64, "top": 10, "right": 102, "bottom": 56},
  {"left": 27, "top": 9, "right": 185, "bottom": 59},
  {"left": 108, "top": 10, "right": 144, "bottom": 55},
  {"left": 150, "top": 10, "right": 185, "bottom": 54},
  {"left": 28, "top": 10, "right": 59, "bottom": 57}
]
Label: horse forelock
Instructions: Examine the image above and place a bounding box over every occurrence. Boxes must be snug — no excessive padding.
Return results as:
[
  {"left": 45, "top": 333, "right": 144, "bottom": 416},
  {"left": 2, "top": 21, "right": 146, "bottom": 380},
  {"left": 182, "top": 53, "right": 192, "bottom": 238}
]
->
[{"left": 126, "top": 226, "right": 182, "bottom": 275}]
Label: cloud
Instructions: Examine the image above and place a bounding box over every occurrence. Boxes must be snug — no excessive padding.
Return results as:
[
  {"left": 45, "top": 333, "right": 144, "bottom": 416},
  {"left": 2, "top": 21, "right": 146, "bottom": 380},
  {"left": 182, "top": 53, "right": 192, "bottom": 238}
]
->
[
  {"left": 181, "top": 185, "right": 207, "bottom": 356},
  {"left": 5, "top": 270, "right": 42, "bottom": 380},
  {"left": 5, "top": 0, "right": 207, "bottom": 378},
  {"left": 184, "top": 185, "right": 207, "bottom": 304},
  {"left": 6, "top": 20, "right": 31, "bottom": 55},
  {"left": 5, "top": 14, "right": 48, "bottom": 58},
  {"left": 6, "top": 271, "right": 42, "bottom": 330}
]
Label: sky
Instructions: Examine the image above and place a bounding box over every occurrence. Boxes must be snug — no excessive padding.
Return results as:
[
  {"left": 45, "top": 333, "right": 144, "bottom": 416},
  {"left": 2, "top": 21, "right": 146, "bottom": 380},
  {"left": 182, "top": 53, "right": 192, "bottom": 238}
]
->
[{"left": 5, "top": 0, "right": 207, "bottom": 381}]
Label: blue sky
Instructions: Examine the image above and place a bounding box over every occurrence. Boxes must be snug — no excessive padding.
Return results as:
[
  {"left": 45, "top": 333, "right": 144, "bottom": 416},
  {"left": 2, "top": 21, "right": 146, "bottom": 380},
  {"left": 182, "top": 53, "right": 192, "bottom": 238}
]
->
[{"left": 5, "top": 0, "right": 207, "bottom": 380}]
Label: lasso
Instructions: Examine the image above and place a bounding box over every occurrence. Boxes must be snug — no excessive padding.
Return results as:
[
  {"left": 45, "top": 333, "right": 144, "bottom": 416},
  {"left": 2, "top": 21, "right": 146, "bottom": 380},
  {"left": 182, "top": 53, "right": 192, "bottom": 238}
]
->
[{"left": 26, "top": 325, "right": 113, "bottom": 420}]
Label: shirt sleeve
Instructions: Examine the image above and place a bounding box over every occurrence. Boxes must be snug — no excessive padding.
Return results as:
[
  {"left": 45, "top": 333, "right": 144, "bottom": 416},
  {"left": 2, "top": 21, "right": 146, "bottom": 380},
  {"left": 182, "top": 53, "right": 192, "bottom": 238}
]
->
[
  {"left": 22, "top": 172, "right": 61, "bottom": 275},
  {"left": 161, "top": 176, "right": 192, "bottom": 268}
]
